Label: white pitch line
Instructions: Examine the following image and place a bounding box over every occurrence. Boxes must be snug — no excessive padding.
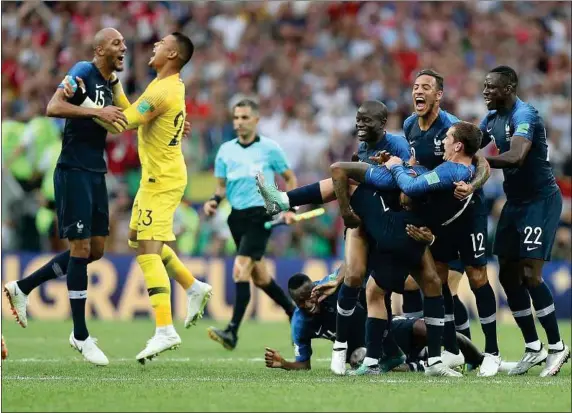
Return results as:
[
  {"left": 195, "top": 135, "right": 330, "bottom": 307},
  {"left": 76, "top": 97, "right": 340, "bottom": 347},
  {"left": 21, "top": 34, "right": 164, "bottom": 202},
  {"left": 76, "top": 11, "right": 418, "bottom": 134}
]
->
[
  {"left": 6, "top": 357, "right": 334, "bottom": 363},
  {"left": 2, "top": 376, "right": 567, "bottom": 387}
]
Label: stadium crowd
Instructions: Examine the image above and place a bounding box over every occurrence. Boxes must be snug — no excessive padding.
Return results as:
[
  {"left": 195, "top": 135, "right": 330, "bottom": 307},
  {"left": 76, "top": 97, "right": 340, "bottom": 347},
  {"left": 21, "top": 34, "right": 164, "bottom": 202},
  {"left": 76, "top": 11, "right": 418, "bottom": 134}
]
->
[{"left": 2, "top": 1, "right": 571, "bottom": 261}]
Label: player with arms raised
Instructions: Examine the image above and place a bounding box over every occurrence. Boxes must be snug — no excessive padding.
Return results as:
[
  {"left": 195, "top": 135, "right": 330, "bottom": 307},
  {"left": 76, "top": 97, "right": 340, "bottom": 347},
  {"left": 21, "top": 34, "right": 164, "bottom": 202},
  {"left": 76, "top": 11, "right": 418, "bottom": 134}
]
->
[{"left": 473, "top": 66, "right": 569, "bottom": 376}]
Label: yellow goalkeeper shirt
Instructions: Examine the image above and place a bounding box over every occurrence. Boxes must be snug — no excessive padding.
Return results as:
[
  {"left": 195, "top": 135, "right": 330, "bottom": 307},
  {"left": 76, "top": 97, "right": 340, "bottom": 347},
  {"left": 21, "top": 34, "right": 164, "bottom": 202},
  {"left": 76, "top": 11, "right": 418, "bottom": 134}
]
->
[{"left": 123, "top": 74, "right": 187, "bottom": 191}]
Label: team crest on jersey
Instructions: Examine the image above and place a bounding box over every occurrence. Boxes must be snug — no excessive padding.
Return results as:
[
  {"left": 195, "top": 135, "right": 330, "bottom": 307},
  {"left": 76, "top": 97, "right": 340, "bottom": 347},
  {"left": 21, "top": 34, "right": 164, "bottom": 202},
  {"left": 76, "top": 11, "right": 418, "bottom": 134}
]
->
[
  {"left": 505, "top": 123, "right": 512, "bottom": 140},
  {"left": 433, "top": 134, "right": 444, "bottom": 155}
]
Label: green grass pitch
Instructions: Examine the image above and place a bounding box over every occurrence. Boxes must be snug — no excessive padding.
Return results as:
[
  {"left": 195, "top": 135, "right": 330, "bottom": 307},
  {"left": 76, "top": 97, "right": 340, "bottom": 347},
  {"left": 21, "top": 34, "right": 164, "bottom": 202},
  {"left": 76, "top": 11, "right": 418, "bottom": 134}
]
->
[{"left": 2, "top": 319, "right": 570, "bottom": 412}]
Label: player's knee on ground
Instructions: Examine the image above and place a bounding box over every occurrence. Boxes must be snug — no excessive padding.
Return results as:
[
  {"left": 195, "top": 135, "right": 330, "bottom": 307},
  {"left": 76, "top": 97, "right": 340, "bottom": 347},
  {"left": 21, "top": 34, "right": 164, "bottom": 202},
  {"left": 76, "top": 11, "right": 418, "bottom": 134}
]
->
[
  {"left": 69, "top": 238, "right": 91, "bottom": 258},
  {"left": 89, "top": 237, "right": 106, "bottom": 261},
  {"left": 233, "top": 256, "right": 255, "bottom": 283},
  {"left": 465, "top": 266, "right": 488, "bottom": 289},
  {"left": 447, "top": 270, "right": 462, "bottom": 294},
  {"left": 404, "top": 275, "right": 419, "bottom": 291},
  {"left": 521, "top": 258, "right": 544, "bottom": 288}
]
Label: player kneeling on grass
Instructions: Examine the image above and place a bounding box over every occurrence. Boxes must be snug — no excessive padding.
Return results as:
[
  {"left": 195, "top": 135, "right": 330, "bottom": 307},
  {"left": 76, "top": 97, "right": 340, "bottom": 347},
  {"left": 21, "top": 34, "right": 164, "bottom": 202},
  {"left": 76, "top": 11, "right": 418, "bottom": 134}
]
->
[{"left": 264, "top": 273, "right": 518, "bottom": 374}]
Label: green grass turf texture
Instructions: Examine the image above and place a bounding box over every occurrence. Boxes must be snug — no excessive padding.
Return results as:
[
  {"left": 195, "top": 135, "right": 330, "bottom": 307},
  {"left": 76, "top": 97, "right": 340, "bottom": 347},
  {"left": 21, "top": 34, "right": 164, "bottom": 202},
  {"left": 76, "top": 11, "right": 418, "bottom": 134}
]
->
[{"left": 2, "top": 319, "right": 570, "bottom": 412}]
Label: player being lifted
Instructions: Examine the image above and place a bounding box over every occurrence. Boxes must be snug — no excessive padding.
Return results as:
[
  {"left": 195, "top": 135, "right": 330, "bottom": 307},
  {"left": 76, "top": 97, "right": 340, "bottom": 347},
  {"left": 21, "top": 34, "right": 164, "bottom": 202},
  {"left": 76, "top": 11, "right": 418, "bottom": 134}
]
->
[
  {"left": 93, "top": 33, "right": 213, "bottom": 363},
  {"left": 458, "top": 66, "right": 570, "bottom": 376},
  {"left": 4, "top": 27, "right": 128, "bottom": 365}
]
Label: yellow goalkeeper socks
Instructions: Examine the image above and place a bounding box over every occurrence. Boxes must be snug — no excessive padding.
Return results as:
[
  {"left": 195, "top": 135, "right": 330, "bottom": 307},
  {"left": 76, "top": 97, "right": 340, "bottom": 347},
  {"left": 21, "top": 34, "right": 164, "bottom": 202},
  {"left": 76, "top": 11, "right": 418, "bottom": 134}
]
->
[
  {"left": 137, "top": 254, "right": 172, "bottom": 327},
  {"left": 161, "top": 245, "right": 196, "bottom": 290}
]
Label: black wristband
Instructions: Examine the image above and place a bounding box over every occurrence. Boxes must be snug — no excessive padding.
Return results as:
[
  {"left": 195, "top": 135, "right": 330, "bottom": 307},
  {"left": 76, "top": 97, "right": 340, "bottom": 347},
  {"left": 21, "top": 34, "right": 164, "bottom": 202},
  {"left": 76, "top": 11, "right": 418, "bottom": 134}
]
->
[
  {"left": 210, "top": 195, "right": 222, "bottom": 205},
  {"left": 110, "top": 78, "right": 119, "bottom": 87}
]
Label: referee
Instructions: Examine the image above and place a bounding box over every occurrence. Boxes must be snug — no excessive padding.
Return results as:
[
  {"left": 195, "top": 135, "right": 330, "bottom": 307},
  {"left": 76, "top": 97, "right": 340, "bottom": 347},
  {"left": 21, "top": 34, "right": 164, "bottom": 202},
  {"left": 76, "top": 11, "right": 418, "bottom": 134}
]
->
[{"left": 204, "top": 99, "right": 298, "bottom": 350}]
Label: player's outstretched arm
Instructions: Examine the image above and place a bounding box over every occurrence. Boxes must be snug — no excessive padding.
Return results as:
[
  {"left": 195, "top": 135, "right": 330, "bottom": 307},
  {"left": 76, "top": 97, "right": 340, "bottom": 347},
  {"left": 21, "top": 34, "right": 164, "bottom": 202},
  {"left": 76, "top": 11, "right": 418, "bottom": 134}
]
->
[
  {"left": 110, "top": 73, "right": 131, "bottom": 110},
  {"left": 264, "top": 347, "right": 311, "bottom": 371},
  {"left": 387, "top": 157, "right": 455, "bottom": 197}
]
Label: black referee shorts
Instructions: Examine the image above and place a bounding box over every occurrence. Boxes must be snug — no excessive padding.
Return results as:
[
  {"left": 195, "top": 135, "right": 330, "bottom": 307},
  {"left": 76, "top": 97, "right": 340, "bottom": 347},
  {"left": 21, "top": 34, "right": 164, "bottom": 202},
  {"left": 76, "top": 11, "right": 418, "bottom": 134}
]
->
[{"left": 227, "top": 207, "right": 272, "bottom": 261}]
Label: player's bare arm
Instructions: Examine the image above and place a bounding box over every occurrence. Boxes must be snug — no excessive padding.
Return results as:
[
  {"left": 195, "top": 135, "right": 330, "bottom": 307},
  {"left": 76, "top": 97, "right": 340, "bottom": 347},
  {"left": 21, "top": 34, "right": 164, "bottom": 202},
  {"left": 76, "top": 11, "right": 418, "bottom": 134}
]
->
[
  {"left": 485, "top": 135, "right": 532, "bottom": 169},
  {"left": 311, "top": 263, "right": 345, "bottom": 303},
  {"left": 453, "top": 154, "right": 490, "bottom": 200},
  {"left": 264, "top": 347, "right": 311, "bottom": 371},
  {"left": 204, "top": 178, "right": 227, "bottom": 216}
]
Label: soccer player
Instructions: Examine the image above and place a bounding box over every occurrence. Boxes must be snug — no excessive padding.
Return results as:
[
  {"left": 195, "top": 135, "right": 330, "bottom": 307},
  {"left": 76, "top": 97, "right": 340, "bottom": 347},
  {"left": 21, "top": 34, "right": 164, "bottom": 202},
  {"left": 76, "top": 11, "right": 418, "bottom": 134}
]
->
[
  {"left": 257, "top": 101, "right": 417, "bottom": 375},
  {"left": 3, "top": 27, "right": 129, "bottom": 366},
  {"left": 402, "top": 69, "right": 499, "bottom": 375},
  {"left": 265, "top": 272, "right": 503, "bottom": 373},
  {"left": 92, "top": 33, "right": 213, "bottom": 363},
  {"left": 474, "top": 66, "right": 569, "bottom": 376},
  {"left": 204, "top": 99, "right": 298, "bottom": 350}
]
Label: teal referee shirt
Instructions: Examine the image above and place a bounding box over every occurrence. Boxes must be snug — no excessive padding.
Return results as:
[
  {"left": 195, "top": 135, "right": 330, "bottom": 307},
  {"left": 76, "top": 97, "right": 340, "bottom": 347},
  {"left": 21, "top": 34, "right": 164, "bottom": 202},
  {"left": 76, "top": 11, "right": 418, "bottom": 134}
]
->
[{"left": 214, "top": 135, "right": 291, "bottom": 210}]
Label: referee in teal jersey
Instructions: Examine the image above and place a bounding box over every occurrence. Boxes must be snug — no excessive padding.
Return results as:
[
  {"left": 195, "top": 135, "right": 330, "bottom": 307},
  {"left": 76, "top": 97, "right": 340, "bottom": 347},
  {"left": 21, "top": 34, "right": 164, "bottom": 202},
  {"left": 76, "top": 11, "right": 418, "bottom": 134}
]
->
[{"left": 204, "top": 99, "right": 298, "bottom": 350}]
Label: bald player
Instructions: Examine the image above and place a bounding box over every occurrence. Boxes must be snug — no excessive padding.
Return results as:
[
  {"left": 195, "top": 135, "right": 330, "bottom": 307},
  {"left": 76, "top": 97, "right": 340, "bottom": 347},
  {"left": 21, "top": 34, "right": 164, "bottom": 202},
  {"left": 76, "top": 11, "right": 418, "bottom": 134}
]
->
[{"left": 4, "top": 28, "right": 128, "bottom": 366}]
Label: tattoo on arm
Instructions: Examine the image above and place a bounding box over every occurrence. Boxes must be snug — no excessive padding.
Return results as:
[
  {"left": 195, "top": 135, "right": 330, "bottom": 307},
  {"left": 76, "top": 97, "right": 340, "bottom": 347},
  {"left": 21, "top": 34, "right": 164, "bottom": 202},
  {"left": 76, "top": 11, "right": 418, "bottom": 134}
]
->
[{"left": 469, "top": 155, "right": 491, "bottom": 190}]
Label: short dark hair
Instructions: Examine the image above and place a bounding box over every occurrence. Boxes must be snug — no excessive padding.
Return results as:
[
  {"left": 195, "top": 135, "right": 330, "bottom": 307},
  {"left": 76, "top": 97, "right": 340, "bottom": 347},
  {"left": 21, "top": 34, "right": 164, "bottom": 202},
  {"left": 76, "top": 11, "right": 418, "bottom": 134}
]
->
[
  {"left": 288, "top": 273, "right": 311, "bottom": 292},
  {"left": 489, "top": 65, "right": 518, "bottom": 90},
  {"left": 171, "top": 32, "right": 194, "bottom": 67},
  {"left": 234, "top": 99, "right": 259, "bottom": 114},
  {"left": 450, "top": 121, "right": 482, "bottom": 156},
  {"left": 415, "top": 69, "right": 444, "bottom": 91}
]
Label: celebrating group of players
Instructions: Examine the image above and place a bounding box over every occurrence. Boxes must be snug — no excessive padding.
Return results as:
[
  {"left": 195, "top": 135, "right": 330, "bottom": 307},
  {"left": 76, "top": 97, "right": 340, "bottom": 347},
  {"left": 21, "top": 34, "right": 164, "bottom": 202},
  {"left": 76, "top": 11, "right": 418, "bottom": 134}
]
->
[
  {"left": 2, "top": 26, "right": 570, "bottom": 380},
  {"left": 257, "top": 67, "right": 570, "bottom": 377}
]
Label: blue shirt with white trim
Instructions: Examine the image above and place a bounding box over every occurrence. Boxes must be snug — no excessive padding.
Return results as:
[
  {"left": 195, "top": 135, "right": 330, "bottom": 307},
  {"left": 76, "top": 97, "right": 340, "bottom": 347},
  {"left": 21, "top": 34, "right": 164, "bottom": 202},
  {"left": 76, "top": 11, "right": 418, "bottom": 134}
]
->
[
  {"left": 214, "top": 135, "right": 291, "bottom": 210},
  {"left": 57, "top": 61, "right": 114, "bottom": 173}
]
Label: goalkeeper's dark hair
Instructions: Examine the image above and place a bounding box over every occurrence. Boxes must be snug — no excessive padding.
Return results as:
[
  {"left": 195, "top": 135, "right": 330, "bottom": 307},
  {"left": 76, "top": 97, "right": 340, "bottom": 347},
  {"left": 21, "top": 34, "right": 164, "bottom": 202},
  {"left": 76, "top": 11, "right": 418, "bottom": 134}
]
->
[
  {"left": 234, "top": 99, "right": 259, "bottom": 115},
  {"left": 489, "top": 65, "right": 518, "bottom": 90},
  {"left": 171, "top": 32, "right": 194, "bottom": 68},
  {"left": 288, "top": 273, "right": 312, "bottom": 292}
]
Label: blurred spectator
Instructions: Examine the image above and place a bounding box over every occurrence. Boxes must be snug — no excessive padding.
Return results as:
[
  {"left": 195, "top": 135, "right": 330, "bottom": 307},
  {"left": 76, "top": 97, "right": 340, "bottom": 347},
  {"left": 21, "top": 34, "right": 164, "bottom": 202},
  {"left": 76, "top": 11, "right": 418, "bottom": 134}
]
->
[{"left": 1, "top": 1, "right": 570, "bottom": 259}]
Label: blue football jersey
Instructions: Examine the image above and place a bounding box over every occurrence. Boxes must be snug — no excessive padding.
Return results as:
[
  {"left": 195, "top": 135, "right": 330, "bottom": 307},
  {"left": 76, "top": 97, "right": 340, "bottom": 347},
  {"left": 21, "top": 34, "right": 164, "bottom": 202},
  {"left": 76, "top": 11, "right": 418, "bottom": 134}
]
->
[
  {"left": 479, "top": 98, "right": 559, "bottom": 202},
  {"left": 57, "top": 61, "right": 114, "bottom": 173}
]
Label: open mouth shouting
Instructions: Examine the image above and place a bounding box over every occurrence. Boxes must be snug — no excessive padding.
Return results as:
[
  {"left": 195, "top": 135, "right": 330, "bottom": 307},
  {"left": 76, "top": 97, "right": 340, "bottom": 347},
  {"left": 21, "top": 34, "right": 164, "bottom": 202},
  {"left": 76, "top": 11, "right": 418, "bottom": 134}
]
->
[{"left": 415, "top": 96, "right": 427, "bottom": 112}]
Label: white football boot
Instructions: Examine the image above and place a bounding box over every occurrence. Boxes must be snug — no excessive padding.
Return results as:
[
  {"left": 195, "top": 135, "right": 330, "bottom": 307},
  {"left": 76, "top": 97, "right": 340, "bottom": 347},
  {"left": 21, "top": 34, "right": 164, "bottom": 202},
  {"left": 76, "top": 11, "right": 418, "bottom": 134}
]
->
[
  {"left": 330, "top": 341, "right": 348, "bottom": 375},
  {"left": 425, "top": 360, "right": 463, "bottom": 377},
  {"left": 136, "top": 331, "right": 181, "bottom": 364},
  {"left": 69, "top": 332, "right": 109, "bottom": 366},
  {"left": 184, "top": 280, "right": 213, "bottom": 328},
  {"left": 442, "top": 350, "right": 465, "bottom": 369},
  {"left": 509, "top": 345, "right": 548, "bottom": 375},
  {"left": 4, "top": 281, "right": 29, "bottom": 328},
  {"left": 478, "top": 353, "right": 501, "bottom": 377},
  {"left": 539, "top": 344, "right": 570, "bottom": 377}
]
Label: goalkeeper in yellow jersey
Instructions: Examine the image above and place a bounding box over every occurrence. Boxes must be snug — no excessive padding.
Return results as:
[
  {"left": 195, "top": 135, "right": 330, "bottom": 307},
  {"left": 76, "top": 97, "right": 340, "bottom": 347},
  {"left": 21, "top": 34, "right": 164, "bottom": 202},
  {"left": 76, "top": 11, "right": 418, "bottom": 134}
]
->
[{"left": 80, "top": 32, "right": 213, "bottom": 363}]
